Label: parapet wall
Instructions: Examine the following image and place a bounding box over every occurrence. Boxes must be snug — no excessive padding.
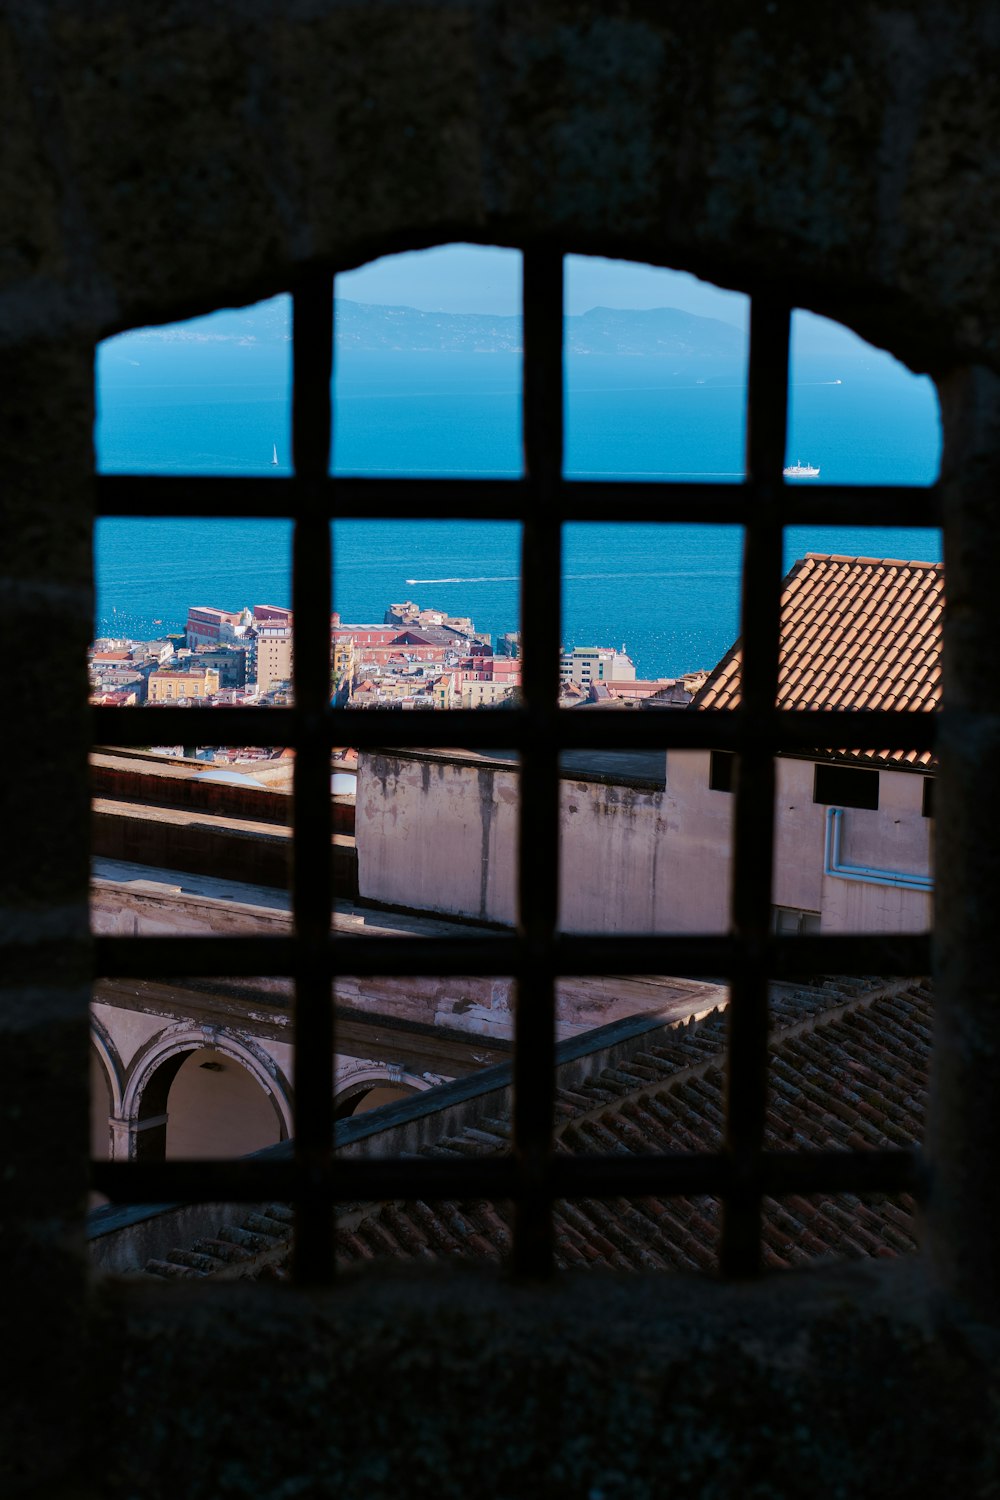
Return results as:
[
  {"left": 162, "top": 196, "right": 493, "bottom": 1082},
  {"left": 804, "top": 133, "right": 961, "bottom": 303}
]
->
[{"left": 92, "top": 751, "right": 356, "bottom": 834}]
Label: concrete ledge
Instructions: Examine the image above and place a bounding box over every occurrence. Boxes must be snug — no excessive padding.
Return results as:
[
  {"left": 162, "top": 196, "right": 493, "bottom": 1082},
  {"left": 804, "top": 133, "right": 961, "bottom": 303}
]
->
[
  {"left": 92, "top": 801, "right": 358, "bottom": 896},
  {"left": 89, "top": 1256, "right": 1000, "bottom": 1500}
]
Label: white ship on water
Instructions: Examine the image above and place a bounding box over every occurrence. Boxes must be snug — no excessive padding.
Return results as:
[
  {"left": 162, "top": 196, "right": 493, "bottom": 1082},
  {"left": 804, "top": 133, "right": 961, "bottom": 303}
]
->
[
  {"left": 783, "top": 460, "right": 820, "bottom": 478},
  {"left": 271, "top": 443, "right": 279, "bottom": 466}
]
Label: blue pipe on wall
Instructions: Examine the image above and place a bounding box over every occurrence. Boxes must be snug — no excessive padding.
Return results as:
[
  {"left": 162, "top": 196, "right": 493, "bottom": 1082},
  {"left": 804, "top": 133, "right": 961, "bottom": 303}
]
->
[{"left": 823, "top": 806, "right": 934, "bottom": 892}]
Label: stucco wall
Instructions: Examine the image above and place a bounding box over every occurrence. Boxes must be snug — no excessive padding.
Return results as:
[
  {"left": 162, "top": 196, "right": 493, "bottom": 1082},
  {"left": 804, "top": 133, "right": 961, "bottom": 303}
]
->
[
  {"left": 357, "top": 748, "right": 932, "bottom": 934},
  {"left": 359, "top": 750, "right": 699, "bottom": 932},
  {"left": 670, "top": 752, "right": 933, "bottom": 932},
  {"left": 659, "top": 750, "right": 734, "bottom": 931},
  {"left": 358, "top": 751, "right": 520, "bottom": 923}
]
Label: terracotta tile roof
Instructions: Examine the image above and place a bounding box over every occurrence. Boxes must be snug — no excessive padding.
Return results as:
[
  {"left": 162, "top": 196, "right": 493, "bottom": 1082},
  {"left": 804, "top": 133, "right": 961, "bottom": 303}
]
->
[
  {"left": 141, "top": 977, "right": 930, "bottom": 1280},
  {"left": 691, "top": 554, "right": 942, "bottom": 768}
]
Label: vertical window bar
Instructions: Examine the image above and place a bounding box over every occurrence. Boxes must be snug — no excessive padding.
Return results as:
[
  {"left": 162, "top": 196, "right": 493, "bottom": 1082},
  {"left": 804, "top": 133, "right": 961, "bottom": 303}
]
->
[
  {"left": 513, "top": 247, "right": 563, "bottom": 1276},
  {"left": 291, "top": 268, "right": 335, "bottom": 1283},
  {"left": 721, "top": 295, "right": 790, "bottom": 1277}
]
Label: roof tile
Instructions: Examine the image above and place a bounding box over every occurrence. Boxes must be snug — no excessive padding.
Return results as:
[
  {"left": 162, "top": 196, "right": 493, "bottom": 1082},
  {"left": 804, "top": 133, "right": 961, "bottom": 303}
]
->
[{"left": 691, "top": 554, "right": 942, "bottom": 767}]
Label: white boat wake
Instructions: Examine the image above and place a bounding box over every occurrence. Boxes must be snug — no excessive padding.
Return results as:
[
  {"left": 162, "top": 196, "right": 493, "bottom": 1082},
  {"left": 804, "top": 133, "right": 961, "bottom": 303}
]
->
[{"left": 405, "top": 570, "right": 739, "bottom": 585}]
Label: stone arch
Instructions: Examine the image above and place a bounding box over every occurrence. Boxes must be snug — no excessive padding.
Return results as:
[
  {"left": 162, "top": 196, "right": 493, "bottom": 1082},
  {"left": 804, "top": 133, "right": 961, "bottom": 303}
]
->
[
  {"left": 90, "top": 1017, "right": 124, "bottom": 1118},
  {"left": 121, "top": 1023, "right": 293, "bottom": 1162},
  {"left": 334, "top": 1063, "right": 430, "bottom": 1119},
  {"left": 89, "top": 1018, "right": 124, "bottom": 1164}
]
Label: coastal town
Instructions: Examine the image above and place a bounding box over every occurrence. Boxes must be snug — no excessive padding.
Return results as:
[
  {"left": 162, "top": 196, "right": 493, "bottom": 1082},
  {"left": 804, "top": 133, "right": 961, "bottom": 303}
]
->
[{"left": 88, "top": 597, "right": 708, "bottom": 715}]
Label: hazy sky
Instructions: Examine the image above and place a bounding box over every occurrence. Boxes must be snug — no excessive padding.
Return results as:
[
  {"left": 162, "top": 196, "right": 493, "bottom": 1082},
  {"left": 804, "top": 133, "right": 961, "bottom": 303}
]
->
[
  {"left": 331, "top": 244, "right": 910, "bottom": 370},
  {"left": 338, "top": 243, "right": 749, "bottom": 326}
]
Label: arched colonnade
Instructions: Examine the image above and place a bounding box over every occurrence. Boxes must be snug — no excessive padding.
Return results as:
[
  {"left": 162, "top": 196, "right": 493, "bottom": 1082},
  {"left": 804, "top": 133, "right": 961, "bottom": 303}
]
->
[{"left": 90, "top": 1018, "right": 427, "bottom": 1162}]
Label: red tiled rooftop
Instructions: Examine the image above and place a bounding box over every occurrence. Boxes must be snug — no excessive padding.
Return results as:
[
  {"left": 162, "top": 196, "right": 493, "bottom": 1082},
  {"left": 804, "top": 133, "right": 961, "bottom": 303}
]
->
[
  {"left": 691, "top": 554, "right": 942, "bottom": 768},
  {"left": 142, "top": 977, "right": 931, "bottom": 1281}
]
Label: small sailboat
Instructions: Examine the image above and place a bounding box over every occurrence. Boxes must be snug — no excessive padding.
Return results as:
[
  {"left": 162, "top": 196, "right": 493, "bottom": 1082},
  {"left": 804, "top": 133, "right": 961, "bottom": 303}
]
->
[{"left": 271, "top": 443, "right": 279, "bottom": 467}]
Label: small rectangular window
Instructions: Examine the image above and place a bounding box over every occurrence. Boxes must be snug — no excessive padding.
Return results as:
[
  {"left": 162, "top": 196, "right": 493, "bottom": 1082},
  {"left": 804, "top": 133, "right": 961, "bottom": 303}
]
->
[
  {"left": 773, "top": 905, "right": 821, "bottom": 936},
  {"left": 709, "top": 749, "right": 735, "bottom": 793},
  {"left": 923, "top": 777, "right": 935, "bottom": 818},
  {"left": 813, "top": 763, "right": 879, "bottom": 810}
]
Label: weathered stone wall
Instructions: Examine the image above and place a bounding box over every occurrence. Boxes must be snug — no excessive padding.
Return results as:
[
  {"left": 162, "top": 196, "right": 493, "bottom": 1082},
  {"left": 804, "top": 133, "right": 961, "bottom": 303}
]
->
[
  {"left": 358, "top": 747, "right": 934, "bottom": 933},
  {"left": 4, "top": 3, "right": 1000, "bottom": 1496}
]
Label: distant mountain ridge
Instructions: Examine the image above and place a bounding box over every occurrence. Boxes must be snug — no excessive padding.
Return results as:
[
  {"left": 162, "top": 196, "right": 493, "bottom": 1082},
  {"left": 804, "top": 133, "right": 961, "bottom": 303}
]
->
[
  {"left": 122, "top": 299, "right": 745, "bottom": 361},
  {"left": 336, "top": 299, "right": 744, "bottom": 359}
]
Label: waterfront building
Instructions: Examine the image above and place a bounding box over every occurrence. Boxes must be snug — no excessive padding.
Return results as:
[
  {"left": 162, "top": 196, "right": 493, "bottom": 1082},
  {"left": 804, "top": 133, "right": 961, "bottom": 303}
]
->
[
  {"left": 559, "top": 645, "right": 637, "bottom": 686},
  {"left": 147, "top": 663, "right": 220, "bottom": 702},
  {"left": 185, "top": 605, "right": 249, "bottom": 648},
  {"left": 385, "top": 599, "right": 489, "bottom": 645}
]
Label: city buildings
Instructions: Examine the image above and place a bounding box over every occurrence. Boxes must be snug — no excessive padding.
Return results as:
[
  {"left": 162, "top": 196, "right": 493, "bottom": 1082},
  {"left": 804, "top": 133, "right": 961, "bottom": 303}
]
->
[
  {"left": 95, "top": 598, "right": 522, "bottom": 709},
  {"left": 385, "top": 599, "right": 490, "bottom": 646}
]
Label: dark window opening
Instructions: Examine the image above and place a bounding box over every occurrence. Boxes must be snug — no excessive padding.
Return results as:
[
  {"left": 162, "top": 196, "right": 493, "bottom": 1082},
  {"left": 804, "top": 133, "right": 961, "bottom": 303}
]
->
[
  {"left": 773, "top": 905, "right": 821, "bottom": 936},
  {"left": 813, "top": 763, "right": 879, "bottom": 811},
  {"left": 89, "top": 254, "right": 936, "bottom": 1288},
  {"left": 923, "top": 776, "right": 935, "bottom": 818},
  {"left": 709, "top": 749, "right": 736, "bottom": 793}
]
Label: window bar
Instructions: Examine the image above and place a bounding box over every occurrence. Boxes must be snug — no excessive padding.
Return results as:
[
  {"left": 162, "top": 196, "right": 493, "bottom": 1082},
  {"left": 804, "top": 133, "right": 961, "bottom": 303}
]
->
[
  {"left": 86, "top": 276, "right": 936, "bottom": 1249},
  {"left": 512, "top": 247, "right": 564, "bottom": 1276},
  {"left": 91, "top": 472, "right": 942, "bottom": 534},
  {"left": 721, "top": 295, "right": 790, "bottom": 1276},
  {"left": 290, "top": 267, "right": 336, "bottom": 1284}
]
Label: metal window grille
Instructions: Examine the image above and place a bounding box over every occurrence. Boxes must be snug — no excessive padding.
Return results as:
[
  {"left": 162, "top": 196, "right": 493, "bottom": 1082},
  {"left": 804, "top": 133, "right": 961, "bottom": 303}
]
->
[{"left": 91, "top": 253, "right": 935, "bottom": 1282}]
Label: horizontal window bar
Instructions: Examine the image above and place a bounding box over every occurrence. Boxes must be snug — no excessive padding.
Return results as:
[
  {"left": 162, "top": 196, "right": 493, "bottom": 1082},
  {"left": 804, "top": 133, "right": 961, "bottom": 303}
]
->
[
  {"left": 555, "top": 931, "right": 931, "bottom": 978},
  {"left": 94, "top": 474, "right": 940, "bottom": 528},
  {"left": 554, "top": 1147, "right": 920, "bottom": 1199},
  {"left": 94, "top": 475, "right": 528, "bottom": 522},
  {"left": 90, "top": 1145, "right": 920, "bottom": 1210},
  {"left": 93, "top": 931, "right": 930, "bottom": 981},
  {"left": 777, "top": 486, "right": 941, "bottom": 527},
  {"left": 562, "top": 482, "right": 940, "bottom": 528},
  {"left": 94, "top": 935, "right": 301, "bottom": 976},
  {"left": 766, "top": 932, "right": 931, "bottom": 975},
  {"left": 759, "top": 1147, "right": 923, "bottom": 1197},
  {"left": 93, "top": 706, "right": 938, "bottom": 753}
]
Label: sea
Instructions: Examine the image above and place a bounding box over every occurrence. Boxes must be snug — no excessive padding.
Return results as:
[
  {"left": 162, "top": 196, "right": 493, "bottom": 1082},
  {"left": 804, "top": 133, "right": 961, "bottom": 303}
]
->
[{"left": 94, "top": 343, "right": 942, "bottom": 681}]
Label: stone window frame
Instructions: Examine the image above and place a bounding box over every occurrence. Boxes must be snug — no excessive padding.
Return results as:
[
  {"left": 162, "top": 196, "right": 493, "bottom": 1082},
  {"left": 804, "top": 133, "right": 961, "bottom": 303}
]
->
[{"left": 91, "top": 250, "right": 935, "bottom": 1283}]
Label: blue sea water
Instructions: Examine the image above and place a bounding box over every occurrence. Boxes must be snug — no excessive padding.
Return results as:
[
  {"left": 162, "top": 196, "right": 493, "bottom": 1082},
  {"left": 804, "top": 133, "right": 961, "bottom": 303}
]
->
[{"left": 94, "top": 342, "right": 942, "bottom": 681}]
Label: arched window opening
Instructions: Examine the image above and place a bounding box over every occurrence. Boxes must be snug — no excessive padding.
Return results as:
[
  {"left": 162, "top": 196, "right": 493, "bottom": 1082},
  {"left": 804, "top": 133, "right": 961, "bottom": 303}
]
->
[{"left": 90, "top": 242, "right": 940, "bottom": 1286}]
